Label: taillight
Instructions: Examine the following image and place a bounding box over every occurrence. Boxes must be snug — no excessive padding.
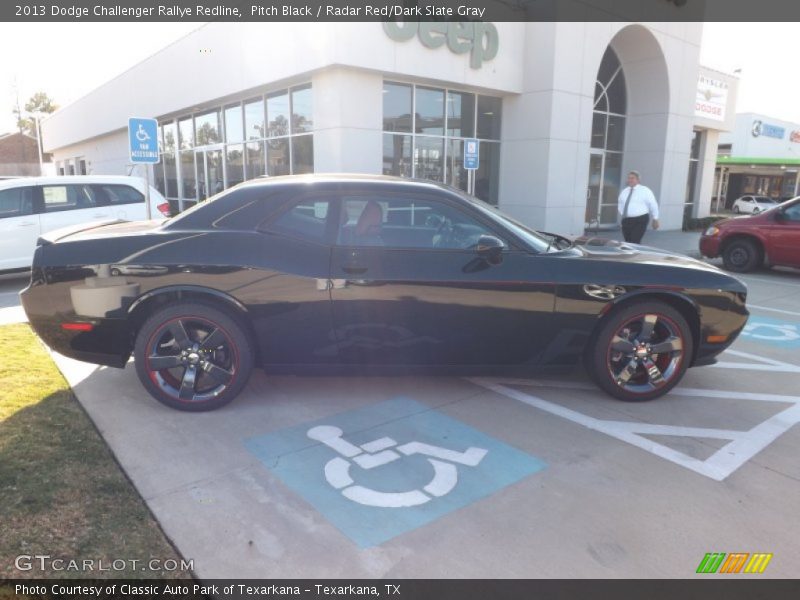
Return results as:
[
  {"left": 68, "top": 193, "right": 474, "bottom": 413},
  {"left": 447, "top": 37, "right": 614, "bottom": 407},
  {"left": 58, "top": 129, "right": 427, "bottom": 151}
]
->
[{"left": 156, "top": 202, "right": 171, "bottom": 217}]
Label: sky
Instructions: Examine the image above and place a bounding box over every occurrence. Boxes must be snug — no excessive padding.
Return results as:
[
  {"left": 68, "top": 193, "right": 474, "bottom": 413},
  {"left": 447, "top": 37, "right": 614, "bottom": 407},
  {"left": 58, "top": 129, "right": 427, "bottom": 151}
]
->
[{"left": 0, "top": 22, "right": 797, "bottom": 134}]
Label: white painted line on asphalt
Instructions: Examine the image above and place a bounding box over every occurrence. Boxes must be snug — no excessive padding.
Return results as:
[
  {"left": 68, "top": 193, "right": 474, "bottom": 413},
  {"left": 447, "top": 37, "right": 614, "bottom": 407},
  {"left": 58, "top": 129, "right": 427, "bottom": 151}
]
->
[
  {"left": 713, "top": 349, "right": 800, "bottom": 373},
  {"left": 742, "top": 275, "right": 800, "bottom": 288},
  {"left": 468, "top": 377, "right": 800, "bottom": 481},
  {"left": 748, "top": 304, "right": 800, "bottom": 317}
]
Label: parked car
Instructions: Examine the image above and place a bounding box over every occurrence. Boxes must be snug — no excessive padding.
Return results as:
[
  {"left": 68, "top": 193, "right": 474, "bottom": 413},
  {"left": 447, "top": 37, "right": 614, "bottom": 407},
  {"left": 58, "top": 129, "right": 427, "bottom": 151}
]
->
[
  {"left": 731, "top": 195, "right": 778, "bottom": 215},
  {"left": 700, "top": 196, "right": 800, "bottom": 272},
  {"left": 21, "top": 175, "right": 749, "bottom": 411},
  {"left": 0, "top": 175, "right": 169, "bottom": 271}
]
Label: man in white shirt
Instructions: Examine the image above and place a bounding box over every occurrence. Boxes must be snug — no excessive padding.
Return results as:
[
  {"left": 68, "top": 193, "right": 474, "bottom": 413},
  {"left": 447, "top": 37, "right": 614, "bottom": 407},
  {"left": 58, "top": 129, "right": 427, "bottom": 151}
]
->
[{"left": 618, "top": 170, "right": 660, "bottom": 243}]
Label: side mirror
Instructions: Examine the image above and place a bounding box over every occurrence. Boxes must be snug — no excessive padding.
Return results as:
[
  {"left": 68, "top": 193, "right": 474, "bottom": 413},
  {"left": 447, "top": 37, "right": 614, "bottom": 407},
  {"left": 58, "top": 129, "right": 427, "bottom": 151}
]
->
[{"left": 476, "top": 235, "right": 505, "bottom": 263}]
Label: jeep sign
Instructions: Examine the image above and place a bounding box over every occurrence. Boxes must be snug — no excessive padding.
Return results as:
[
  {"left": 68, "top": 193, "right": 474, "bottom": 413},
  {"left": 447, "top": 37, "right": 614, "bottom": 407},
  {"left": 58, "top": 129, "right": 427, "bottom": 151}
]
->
[{"left": 383, "top": 22, "right": 499, "bottom": 69}]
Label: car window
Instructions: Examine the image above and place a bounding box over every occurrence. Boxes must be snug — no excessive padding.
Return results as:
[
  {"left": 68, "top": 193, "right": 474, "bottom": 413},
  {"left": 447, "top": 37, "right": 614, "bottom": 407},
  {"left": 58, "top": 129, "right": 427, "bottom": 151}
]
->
[
  {"left": 0, "top": 187, "right": 34, "bottom": 219},
  {"left": 92, "top": 184, "right": 144, "bottom": 206},
  {"left": 268, "top": 198, "right": 331, "bottom": 243},
  {"left": 336, "top": 195, "right": 500, "bottom": 250},
  {"left": 783, "top": 203, "right": 800, "bottom": 222},
  {"left": 42, "top": 185, "right": 96, "bottom": 212}
]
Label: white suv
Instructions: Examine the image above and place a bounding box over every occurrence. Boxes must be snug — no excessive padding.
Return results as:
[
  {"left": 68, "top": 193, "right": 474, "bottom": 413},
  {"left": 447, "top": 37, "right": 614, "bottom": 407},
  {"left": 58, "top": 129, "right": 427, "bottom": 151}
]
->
[{"left": 0, "top": 175, "right": 169, "bottom": 271}]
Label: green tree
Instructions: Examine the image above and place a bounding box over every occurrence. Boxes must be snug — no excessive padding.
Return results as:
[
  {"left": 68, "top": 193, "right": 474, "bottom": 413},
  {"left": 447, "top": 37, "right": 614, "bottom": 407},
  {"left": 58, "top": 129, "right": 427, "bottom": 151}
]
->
[{"left": 13, "top": 91, "right": 58, "bottom": 137}]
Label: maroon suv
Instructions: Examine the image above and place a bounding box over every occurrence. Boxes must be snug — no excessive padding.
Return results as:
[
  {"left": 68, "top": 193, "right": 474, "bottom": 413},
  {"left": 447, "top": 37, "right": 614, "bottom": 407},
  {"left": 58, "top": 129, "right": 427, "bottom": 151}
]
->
[{"left": 700, "top": 196, "right": 800, "bottom": 272}]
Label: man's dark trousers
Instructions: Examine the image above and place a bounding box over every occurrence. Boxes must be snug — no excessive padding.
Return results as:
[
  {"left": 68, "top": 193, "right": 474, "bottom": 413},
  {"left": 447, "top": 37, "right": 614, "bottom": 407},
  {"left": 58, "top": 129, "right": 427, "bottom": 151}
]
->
[{"left": 621, "top": 214, "right": 649, "bottom": 243}]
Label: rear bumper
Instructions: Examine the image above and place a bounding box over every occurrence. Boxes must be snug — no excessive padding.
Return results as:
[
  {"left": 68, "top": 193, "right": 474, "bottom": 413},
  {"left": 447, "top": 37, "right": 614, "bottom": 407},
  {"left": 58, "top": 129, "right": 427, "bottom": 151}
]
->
[{"left": 21, "top": 282, "right": 131, "bottom": 368}]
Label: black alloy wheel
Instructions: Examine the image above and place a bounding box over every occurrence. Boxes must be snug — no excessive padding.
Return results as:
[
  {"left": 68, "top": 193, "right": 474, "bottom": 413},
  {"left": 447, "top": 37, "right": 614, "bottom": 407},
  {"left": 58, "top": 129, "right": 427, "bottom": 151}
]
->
[
  {"left": 587, "top": 301, "right": 693, "bottom": 402},
  {"left": 134, "top": 303, "right": 254, "bottom": 411}
]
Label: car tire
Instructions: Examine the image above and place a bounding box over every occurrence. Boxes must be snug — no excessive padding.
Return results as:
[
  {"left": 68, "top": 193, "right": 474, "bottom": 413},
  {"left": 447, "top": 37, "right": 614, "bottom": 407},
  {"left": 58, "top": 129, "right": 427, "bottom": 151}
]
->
[
  {"left": 134, "top": 302, "right": 254, "bottom": 411},
  {"left": 752, "top": 208, "right": 760, "bottom": 215},
  {"left": 733, "top": 205, "right": 740, "bottom": 214},
  {"left": 586, "top": 301, "right": 693, "bottom": 402},
  {"left": 722, "top": 238, "right": 761, "bottom": 273}
]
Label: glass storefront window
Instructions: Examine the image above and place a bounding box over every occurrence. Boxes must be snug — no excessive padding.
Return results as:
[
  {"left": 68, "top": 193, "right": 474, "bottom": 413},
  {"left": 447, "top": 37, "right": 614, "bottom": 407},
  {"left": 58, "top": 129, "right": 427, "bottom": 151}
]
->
[
  {"left": 474, "top": 142, "right": 500, "bottom": 205},
  {"left": 244, "top": 99, "right": 264, "bottom": 140},
  {"left": 224, "top": 105, "right": 243, "bottom": 144},
  {"left": 383, "top": 83, "right": 412, "bottom": 132},
  {"left": 591, "top": 113, "right": 607, "bottom": 149},
  {"left": 226, "top": 144, "right": 244, "bottom": 187},
  {"left": 446, "top": 91, "right": 475, "bottom": 138},
  {"left": 477, "top": 96, "right": 502, "bottom": 140},
  {"left": 291, "top": 85, "right": 313, "bottom": 134},
  {"left": 383, "top": 134, "right": 412, "bottom": 178},
  {"left": 195, "top": 110, "right": 221, "bottom": 146},
  {"left": 163, "top": 122, "right": 177, "bottom": 153},
  {"left": 179, "top": 151, "right": 196, "bottom": 199},
  {"left": 267, "top": 91, "right": 290, "bottom": 137},
  {"left": 178, "top": 117, "right": 193, "bottom": 150},
  {"left": 414, "top": 137, "right": 444, "bottom": 182},
  {"left": 164, "top": 153, "right": 177, "bottom": 198},
  {"left": 446, "top": 139, "right": 468, "bottom": 194},
  {"left": 267, "top": 138, "right": 290, "bottom": 176},
  {"left": 291, "top": 135, "right": 314, "bottom": 174},
  {"left": 245, "top": 141, "right": 265, "bottom": 179},
  {"left": 415, "top": 87, "right": 445, "bottom": 135},
  {"left": 606, "top": 115, "right": 625, "bottom": 152}
]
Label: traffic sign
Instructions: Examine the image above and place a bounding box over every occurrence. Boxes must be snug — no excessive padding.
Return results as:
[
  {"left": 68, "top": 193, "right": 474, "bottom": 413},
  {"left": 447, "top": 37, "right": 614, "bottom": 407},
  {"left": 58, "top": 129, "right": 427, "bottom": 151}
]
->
[
  {"left": 463, "top": 138, "right": 479, "bottom": 170},
  {"left": 128, "top": 117, "right": 159, "bottom": 164}
]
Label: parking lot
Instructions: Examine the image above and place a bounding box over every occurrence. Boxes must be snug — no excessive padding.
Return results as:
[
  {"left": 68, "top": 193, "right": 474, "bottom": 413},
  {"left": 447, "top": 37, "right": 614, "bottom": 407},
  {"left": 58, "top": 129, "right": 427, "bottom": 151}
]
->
[{"left": 3, "top": 255, "right": 800, "bottom": 579}]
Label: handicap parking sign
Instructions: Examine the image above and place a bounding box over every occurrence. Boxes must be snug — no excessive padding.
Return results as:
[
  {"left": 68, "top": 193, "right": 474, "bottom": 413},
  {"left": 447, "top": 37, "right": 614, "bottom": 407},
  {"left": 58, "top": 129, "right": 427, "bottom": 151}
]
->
[
  {"left": 128, "top": 117, "right": 159, "bottom": 164},
  {"left": 245, "top": 397, "right": 546, "bottom": 547}
]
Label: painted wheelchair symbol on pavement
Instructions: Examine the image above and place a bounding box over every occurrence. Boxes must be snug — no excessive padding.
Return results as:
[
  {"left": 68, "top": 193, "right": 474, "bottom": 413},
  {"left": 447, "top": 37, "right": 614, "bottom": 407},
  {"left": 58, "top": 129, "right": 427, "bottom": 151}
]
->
[{"left": 307, "top": 424, "right": 487, "bottom": 508}]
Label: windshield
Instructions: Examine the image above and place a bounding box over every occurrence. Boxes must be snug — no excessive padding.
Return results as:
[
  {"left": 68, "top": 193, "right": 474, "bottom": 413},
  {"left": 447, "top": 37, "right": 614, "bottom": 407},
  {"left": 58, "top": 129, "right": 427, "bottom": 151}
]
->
[{"left": 457, "top": 192, "right": 553, "bottom": 253}]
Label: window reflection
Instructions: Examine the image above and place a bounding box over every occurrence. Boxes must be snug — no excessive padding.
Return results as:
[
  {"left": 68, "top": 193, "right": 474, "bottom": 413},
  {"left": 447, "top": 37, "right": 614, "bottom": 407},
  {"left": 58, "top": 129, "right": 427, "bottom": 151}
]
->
[
  {"left": 291, "top": 85, "right": 313, "bottom": 133},
  {"left": 383, "top": 83, "right": 412, "bottom": 132},
  {"left": 267, "top": 92, "right": 290, "bottom": 137},
  {"left": 224, "top": 105, "right": 243, "bottom": 144},
  {"left": 383, "top": 134, "right": 412, "bottom": 177},
  {"left": 415, "top": 87, "right": 445, "bottom": 135},
  {"left": 195, "top": 110, "right": 220, "bottom": 146}
]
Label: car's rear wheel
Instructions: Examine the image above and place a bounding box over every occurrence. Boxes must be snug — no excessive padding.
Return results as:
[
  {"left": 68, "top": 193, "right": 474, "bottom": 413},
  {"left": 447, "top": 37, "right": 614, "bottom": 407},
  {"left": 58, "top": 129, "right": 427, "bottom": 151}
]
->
[
  {"left": 587, "top": 301, "right": 692, "bottom": 402},
  {"left": 134, "top": 303, "right": 254, "bottom": 411},
  {"left": 722, "top": 238, "right": 761, "bottom": 272}
]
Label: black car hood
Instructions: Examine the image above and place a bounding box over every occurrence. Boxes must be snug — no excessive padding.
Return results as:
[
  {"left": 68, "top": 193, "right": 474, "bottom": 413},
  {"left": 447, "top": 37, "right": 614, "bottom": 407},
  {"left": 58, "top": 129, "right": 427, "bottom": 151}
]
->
[{"left": 568, "top": 235, "right": 724, "bottom": 274}]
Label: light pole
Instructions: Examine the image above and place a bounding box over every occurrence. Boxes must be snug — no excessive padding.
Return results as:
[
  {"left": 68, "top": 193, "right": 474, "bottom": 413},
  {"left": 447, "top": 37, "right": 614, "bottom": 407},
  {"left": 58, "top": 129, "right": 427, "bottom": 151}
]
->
[{"left": 32, "top": 112, "right": 44, "bottom": 175}]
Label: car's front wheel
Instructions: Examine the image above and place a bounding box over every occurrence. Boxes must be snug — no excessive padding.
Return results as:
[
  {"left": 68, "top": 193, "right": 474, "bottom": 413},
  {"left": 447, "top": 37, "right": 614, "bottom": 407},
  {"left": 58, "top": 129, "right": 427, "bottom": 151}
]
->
[
  {"left": 134, "top": 303, "right": 254, "bottom": 411},
  {"left": 733, "top": 205, "right": 741, "bottom": 214},
  {"left": 722, "top": 238, "right": 761, "bottom": 272},
  {"left": 587, "top": 301, "right": 693, "bottom": 402}
]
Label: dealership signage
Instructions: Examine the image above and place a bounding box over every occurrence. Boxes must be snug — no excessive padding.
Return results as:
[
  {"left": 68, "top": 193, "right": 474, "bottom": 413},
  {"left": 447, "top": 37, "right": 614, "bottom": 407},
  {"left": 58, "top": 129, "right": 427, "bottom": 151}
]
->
[
  {"left": 751, "top": 120, "right": 785, "bottom": 139},
  {"left": 694, "top": 74, "right": 728, "bottom": 122},
  {"left": 383, "top": 22, "right": 499, "bottom": 69}
]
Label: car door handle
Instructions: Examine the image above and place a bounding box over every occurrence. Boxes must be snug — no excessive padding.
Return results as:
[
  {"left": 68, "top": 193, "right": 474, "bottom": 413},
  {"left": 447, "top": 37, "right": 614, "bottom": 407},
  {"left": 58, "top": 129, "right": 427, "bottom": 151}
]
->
[
  {"left": 17, "top": 221, "right": 36, "bottom": 227},
  {"left": 342, "top": 265, "right": 368, "bottom": 275}
]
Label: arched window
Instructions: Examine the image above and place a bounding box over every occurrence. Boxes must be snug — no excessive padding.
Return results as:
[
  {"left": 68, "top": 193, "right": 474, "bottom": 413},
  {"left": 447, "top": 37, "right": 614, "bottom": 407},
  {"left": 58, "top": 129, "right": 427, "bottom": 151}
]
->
[{"left": 587, "top": 47, "right": 628, "bottom": 229}]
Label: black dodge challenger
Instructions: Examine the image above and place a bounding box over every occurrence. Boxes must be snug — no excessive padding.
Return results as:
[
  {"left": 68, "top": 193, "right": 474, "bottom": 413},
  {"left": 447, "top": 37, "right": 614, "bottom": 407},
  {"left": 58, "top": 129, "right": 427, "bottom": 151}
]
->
[{"left": 21, "top": 175, "right": 748, "bottom": 411}]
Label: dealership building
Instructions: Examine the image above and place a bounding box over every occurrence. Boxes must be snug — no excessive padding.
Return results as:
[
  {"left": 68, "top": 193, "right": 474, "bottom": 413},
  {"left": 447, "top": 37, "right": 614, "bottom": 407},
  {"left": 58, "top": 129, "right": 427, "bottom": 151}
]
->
[
  {"left": 41, "top": 21, "right": 737, "bottom": 233},
  {"left": 715, "top": 112, "right": 800, "bottom": 210}
]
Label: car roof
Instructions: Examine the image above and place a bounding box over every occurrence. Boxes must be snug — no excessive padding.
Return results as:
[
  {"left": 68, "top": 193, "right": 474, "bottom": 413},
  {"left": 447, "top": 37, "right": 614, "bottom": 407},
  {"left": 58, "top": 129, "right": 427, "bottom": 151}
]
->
[
  {"left": 0, "top": 175, "right": 145, "bottom": 190},
  {"left": 242, "top": 173, "right": 454, "bottom": 193}
]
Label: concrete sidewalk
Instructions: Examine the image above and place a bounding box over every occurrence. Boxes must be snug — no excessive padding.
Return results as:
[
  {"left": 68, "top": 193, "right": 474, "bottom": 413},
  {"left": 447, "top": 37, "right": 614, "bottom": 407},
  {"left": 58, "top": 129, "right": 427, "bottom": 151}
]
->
[{"left": 589, "top": 228, "right": 704, "bottom": 258}]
